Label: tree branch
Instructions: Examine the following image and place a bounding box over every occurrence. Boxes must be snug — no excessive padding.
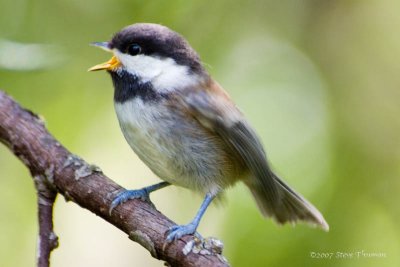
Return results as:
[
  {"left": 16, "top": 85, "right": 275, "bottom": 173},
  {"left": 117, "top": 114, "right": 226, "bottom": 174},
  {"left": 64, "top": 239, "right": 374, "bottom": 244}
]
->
[
  {"left": 34, "top": 174, "right": 58, "bottom": 267},
  {"left": 0, "top": 90, "right": 229, "bottom": 267}
]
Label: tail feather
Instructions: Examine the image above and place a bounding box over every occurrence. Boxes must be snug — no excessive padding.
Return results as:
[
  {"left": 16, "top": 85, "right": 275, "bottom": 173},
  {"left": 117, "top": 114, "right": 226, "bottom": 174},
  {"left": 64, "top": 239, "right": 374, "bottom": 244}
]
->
[{"left": 246, "top": 173, "right": 329, "bottom": 231}]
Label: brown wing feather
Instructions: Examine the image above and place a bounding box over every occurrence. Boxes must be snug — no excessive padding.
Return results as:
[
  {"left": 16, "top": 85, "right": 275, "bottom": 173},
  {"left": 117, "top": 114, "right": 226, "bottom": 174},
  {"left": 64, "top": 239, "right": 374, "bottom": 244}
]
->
[{"left": 178, "top": 80, "right": 280, "bottom": 204}]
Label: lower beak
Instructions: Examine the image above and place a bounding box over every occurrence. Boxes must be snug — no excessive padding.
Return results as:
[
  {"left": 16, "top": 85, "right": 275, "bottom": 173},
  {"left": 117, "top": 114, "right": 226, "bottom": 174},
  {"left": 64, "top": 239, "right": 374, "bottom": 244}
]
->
[{"left": 88, "top": 55, "right": 121, "bottom": 71}]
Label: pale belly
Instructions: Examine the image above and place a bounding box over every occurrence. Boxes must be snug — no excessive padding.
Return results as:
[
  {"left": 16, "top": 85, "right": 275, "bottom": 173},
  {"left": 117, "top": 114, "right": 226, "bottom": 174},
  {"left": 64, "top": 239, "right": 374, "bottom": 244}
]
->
[{"left": 114, "top": 99, "right": 241, "bottom": 194}]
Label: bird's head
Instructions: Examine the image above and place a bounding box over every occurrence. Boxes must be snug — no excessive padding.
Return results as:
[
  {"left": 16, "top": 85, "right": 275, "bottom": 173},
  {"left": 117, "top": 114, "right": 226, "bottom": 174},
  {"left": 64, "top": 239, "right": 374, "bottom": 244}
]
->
[{"left": 89, "top": 23, "right": 207, "bottom": 90}]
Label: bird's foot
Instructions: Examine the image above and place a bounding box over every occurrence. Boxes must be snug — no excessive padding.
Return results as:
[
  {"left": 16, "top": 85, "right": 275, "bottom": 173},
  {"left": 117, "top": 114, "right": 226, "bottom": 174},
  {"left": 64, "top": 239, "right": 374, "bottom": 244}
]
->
[
  {"left": 166, "top": 223, "right": 199, "bottom": 242},
  {"left": 109, "top": 189, "right": 150, "bottom": 215}
]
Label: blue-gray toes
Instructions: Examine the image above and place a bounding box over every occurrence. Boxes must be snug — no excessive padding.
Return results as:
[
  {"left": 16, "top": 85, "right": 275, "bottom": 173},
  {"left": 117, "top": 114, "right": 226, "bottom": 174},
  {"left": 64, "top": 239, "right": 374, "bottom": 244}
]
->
[
  {"left": 109, "top": 189, "right": 149, "bottom": 215},
  {"left": 166, "top": 223, "right": 198, "bottom": 242}
]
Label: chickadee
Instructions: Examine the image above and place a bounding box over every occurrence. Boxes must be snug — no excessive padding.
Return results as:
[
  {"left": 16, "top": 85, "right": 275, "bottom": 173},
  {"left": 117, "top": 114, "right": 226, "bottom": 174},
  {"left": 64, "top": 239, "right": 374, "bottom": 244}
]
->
[{"left": 89, "top": 23, "right": 329, "bottom": 242}]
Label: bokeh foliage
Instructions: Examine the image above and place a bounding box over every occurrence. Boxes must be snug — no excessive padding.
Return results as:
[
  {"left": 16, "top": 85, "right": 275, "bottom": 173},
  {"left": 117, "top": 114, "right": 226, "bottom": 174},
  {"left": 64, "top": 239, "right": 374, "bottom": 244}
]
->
[{"left": 0, "top": 0, "right": 399, "bottom": 266}]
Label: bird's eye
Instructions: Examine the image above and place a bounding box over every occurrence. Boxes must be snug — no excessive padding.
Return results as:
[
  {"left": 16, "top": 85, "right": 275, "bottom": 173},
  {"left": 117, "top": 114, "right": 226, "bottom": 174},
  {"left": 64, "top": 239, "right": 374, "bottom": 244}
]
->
[{"left": 127, "top": 44, "right": 142, "bottom": 56}]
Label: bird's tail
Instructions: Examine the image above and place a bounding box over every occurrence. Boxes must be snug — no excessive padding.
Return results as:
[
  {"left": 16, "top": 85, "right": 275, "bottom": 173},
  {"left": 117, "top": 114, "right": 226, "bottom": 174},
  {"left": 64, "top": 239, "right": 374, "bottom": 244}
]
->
[{"left": 246, "top": 172, "right": 329, "bottom": 231}]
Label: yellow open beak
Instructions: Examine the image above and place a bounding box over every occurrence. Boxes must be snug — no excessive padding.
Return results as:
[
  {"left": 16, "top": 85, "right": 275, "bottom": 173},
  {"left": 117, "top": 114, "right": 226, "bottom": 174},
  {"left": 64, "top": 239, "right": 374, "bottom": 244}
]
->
[{"left": 88, "top": 42, "right": 121, "bottom": 71}]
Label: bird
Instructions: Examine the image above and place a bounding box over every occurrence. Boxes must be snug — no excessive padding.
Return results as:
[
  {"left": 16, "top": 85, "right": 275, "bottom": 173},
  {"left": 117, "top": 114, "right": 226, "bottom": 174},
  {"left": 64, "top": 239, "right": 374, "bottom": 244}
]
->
[{"left": 89, "top": 23, "right": 329, "bottom": 242}]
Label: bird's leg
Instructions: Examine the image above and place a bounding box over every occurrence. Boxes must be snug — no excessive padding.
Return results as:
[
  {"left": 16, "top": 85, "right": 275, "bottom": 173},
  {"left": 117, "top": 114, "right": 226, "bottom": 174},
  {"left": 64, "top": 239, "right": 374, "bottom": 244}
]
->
[
  {"left": 166, "top": 192, "right": 216, "bottom": 242},
  {"left": 109, "top": 181, "right": 170, "bottom": 214}
]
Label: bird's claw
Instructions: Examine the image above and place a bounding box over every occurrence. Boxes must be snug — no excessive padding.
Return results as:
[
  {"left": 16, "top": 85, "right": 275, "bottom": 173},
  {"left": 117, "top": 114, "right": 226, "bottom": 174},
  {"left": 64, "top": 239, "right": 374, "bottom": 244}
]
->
[
  {"left": 109, "top": 189, "right": 150, "bottom": 215},
  {"left": 166, "top": 223, "right": 198, "bottom": 243}
]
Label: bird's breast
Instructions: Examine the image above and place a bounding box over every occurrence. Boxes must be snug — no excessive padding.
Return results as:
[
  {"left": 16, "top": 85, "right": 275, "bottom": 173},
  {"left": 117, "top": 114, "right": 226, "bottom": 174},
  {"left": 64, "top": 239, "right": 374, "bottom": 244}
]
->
[{"left": 114, "top": 98, "right": 242, "bottom": 193}]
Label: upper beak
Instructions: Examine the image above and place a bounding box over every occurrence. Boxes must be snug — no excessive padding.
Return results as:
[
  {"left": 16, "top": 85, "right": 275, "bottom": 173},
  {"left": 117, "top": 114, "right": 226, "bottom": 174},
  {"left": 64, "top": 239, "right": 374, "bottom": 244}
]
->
[{"left": 88, "top": 42, "right": 121, "bottom": 71}]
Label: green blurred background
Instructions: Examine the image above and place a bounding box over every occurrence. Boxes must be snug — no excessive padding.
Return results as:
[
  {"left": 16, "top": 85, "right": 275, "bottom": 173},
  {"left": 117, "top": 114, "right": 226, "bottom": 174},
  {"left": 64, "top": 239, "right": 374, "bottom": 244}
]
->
[{"left": 1, "top": 0, "right": 399, "bottom": 266}]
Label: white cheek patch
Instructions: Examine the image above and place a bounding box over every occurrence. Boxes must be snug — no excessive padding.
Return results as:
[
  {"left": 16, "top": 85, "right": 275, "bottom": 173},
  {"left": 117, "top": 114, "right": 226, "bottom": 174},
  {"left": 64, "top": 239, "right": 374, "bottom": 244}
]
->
[{"left": 114, "top": 50, "right": 200, "bottom": 92}]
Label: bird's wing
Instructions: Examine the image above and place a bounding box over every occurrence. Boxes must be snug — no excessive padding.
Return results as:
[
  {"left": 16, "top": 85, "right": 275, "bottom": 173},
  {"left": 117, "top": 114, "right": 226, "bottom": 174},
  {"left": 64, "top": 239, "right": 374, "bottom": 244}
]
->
[
  {"left": 176, "top": 80, "right": 329, "bottom": 230},
  {"left": 177, "top": 80, "right": 280, "bottom": 204}
]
